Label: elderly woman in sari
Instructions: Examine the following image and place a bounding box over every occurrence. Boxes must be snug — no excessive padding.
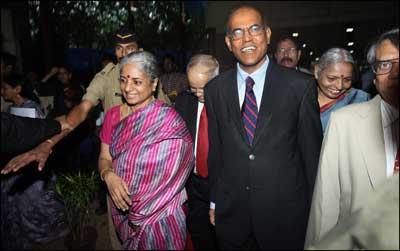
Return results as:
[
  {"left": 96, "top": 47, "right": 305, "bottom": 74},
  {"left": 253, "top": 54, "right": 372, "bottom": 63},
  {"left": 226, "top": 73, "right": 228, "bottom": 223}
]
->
[
  {"left": 315, "top": 48, "right": 370, "bottom": 133},
  {"left": 98, "top": 51, "right": 194, "bottom": 250}
]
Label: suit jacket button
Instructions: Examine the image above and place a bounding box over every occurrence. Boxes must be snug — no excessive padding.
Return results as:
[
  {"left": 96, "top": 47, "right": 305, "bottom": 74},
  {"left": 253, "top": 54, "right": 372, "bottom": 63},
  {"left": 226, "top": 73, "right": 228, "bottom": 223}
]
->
[{"left": 249, "top": 154, "right": 255, "bottom": 160}]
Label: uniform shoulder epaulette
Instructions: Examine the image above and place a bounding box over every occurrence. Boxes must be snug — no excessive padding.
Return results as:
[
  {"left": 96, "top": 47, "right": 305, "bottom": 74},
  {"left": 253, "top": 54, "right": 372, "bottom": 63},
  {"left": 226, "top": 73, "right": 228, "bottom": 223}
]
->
[{"left": 99, "top": 62, "right": 116, "bottom": 76}]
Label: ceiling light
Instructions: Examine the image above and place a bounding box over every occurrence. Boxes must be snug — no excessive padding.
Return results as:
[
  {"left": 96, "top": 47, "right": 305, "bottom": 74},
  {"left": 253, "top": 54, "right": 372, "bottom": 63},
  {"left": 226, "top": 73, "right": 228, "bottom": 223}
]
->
[
  {"left": 292, "top": 33, "right": 299, "bottom": 37},
  {"left": 302, "top": 43, "right": 306, "bottom": 48},
  {"left": 350, "top": 50, "right": 354, "bottom": 54},
  {"left": 309, "top": 51, "right": 313, "bottom": 56},
  {"left": 346, "top": 28, "right": 354, "bottom": 33},
  {"left": 347, "top": 42, "right": 354, "bottom": 46},
  {"left": 315, "top": 57, "right": 320, "bottom": 61}
]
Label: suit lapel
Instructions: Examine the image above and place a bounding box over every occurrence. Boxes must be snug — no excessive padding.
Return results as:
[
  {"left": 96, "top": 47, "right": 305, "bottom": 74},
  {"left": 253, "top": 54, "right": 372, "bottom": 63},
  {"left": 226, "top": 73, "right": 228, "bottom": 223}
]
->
[
  {"left": 252, "top": 62, "right": 275, "bottom": 148},
  {"left": 223, "top": 69, "right": 248, "bottom": 144},
  {"left": 357, "top": 96, "right": 386, "bottom": 188},
  {"left": 188, "top": 96, "right": 198, "bottom": 140}
]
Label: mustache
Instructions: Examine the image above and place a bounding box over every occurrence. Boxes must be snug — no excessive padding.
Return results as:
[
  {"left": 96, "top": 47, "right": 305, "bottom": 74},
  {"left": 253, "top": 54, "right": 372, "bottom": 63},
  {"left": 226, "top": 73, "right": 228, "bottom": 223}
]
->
[{"left": 280, "top": 57, "right": 293, "bottom": 63}]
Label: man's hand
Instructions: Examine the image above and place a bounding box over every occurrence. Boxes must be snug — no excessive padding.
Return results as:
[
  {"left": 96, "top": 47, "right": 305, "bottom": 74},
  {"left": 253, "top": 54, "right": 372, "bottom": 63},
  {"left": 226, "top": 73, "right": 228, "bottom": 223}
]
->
[
  {"left": 209, "top": 208, "right": 215, "bottom": 226},
  {"left": 1, "top": 141, "right": 53, "bottom": 175},
  {"left": 104, "top": 172, "right": 132, "bottom": 211}
]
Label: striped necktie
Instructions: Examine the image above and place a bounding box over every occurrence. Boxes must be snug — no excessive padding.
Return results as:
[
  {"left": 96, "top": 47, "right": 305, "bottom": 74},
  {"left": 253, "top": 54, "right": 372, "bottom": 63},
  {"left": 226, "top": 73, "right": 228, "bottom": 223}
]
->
[{"left": 242, "top": 76, "right": 258, "bottom": 145}]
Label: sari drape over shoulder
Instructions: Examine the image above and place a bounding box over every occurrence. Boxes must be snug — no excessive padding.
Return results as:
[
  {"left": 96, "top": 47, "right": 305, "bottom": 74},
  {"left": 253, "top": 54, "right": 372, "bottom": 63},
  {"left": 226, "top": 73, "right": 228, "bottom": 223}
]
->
[
  {"left": 320, "top": 88, "right": 370, "bottom": 133},
  {"left": 110, "top": 100, "right": 194, "bottom": 250}
]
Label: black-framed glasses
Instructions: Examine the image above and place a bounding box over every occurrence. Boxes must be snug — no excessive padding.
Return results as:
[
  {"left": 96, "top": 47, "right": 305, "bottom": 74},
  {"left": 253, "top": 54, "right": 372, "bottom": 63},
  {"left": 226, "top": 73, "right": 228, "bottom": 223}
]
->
[
  {"left": 228, "top": 24, "right": 265, "bottom": 40},
  {"left": 371, "top": 58, "right": 399, "bottom": 75}
]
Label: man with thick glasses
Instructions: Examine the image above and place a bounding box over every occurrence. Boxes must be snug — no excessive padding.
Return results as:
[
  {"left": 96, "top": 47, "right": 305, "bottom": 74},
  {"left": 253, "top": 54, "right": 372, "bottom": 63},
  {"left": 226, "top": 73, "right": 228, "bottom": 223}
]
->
[
  {"left": 305, "top": 28, "right": 399, "bottom": 248},
  {"left": 204, "top": 4, "right": 322, "bottom": 250}
]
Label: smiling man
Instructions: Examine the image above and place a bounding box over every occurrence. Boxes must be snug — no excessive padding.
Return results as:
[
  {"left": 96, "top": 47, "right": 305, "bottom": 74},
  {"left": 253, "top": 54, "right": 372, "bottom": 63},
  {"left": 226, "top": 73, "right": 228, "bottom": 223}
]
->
[{"left": 204, "top": 5, "right": 322, "bottom": 250}]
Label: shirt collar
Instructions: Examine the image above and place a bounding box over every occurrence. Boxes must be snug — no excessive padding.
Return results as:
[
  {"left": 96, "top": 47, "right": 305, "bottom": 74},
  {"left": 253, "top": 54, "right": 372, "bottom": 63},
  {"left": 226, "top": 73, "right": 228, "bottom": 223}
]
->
[{"left": 237, "top": 56, "right": 269, "bottom": 83}]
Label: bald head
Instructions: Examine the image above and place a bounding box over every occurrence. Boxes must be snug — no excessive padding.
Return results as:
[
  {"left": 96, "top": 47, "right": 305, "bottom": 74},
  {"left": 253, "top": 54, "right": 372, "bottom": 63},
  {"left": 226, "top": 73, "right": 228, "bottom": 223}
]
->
[
  {"left": 225, "top": 5, "right": 268, "bottom": 35},
  {"left": 186, "top": 54, "right": 219, "bottom": 102}
]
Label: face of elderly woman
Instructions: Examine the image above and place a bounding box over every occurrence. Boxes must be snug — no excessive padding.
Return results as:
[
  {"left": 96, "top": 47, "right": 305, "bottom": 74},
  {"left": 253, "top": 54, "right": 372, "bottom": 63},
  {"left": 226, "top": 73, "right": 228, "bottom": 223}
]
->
[
  {"left": 316, "top": 62, "right": 353, "bottom": 100},
  {"left": 120, "top": 63, "right": 157, "bottom": 110}
]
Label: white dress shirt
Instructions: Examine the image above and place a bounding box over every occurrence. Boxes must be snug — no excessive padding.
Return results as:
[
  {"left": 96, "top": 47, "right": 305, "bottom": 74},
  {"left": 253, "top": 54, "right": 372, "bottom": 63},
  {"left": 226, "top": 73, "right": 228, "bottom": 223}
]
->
[{"left": 194, "top": 101, "right": 204, "bottom": 175}]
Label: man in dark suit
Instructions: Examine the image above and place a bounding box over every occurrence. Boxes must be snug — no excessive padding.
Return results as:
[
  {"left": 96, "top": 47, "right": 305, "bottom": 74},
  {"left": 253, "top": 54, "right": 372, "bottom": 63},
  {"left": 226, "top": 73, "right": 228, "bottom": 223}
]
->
[
  {"left": 175, "top": 54, "right": 220, "bottom": 250},
  {"left": 204, "top": 5, "right": 323, "bottom": 249}
]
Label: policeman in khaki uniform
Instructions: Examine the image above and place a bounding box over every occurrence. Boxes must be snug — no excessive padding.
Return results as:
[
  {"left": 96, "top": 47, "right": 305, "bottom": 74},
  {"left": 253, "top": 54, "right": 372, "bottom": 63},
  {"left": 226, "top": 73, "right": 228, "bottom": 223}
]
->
[{"left": 84, "top": 27, "right": 170, "bottom": 111}]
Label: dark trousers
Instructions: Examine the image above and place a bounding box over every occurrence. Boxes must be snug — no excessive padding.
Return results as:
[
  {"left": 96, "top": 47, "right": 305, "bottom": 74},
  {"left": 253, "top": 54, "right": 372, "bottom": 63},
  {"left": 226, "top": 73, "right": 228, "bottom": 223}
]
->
[{"left": 186, "top": 174, "right": 218, "bottom": 250}]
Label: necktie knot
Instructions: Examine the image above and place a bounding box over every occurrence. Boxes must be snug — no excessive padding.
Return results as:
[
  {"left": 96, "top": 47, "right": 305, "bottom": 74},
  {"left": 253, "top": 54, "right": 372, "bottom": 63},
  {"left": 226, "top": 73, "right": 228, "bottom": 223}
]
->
[{"left": 246, "top": 76, "right": 255, "bottom": 89}]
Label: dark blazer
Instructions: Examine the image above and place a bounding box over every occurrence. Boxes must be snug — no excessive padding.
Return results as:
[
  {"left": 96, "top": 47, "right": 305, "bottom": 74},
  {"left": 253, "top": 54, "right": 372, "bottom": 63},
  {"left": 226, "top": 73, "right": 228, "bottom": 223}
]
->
[
  {"left": 174, "top": 91, "right": 198, "bottom": 142},
  {"left": 204, "top": 61, "right": 323, "bottom": 249},
  {"left": 1, "top": 112, "right": 61, "bottom": 153},
  {"left": 174, "top": 91, "right": 212, "bottom": 201},
  {"left": 175, "top": 91, "right": 218, "bottom": 250}
]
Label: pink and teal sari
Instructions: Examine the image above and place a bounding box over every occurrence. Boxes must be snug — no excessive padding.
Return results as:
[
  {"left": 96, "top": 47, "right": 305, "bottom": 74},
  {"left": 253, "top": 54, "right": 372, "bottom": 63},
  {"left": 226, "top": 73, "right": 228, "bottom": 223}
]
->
[{"left": 110, "top": 100, "right": 194, "bottom": 250}]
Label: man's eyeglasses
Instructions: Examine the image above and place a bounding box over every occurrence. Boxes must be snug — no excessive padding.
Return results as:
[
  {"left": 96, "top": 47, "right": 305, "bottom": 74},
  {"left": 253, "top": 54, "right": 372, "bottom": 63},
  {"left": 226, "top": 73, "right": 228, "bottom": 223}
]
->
[
  {"left": 276, "top": 47, "right": 298, "bottom": 54},
  {"left": 371, "top": 58, "right": 399, "bottom": 75},
  {"left": 190, "top": 87, "right": 204, "bottom": 94},
  {"left": 228, "top": 24, "right": 265, "bottom": 40}
]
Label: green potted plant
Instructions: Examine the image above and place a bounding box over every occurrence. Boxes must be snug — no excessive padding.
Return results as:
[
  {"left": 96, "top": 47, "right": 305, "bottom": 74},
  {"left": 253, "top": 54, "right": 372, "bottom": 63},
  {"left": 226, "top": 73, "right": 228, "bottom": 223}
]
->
[{"left": 55, "top": 169, "right": 100, "bottom": 250}]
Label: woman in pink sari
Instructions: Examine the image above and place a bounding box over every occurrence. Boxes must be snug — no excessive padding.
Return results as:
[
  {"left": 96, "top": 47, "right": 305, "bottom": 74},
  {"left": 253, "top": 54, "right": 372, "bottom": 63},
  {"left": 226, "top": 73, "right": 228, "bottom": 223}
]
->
[{"left": 98, "top": 51, "right": 194, "bottom": 250}]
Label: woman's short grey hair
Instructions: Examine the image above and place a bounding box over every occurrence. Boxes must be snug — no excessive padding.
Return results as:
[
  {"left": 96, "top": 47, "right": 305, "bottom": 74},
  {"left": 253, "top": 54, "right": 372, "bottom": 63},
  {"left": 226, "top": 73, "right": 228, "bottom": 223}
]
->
[
  {"left": 186, "top": 54, "right": 219, "bottom": 79},
  {"left": 119, "top": 51, "right": 159, "bottom": 82},
  {"left": 366, "top": 28, "right": 399, "bottom": 65},
  {"left": 315, "top": 48, "right": 355, "bottom": 77}
]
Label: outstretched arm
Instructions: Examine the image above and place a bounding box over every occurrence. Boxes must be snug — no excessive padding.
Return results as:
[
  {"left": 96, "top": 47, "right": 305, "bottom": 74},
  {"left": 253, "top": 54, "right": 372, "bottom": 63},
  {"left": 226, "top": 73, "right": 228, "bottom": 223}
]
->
[
  {"left": 1, "top": 112, "right": 61, "bottom": 153},
  {"left": 1, "top": 99, "right": 94, "bottom": 174}
]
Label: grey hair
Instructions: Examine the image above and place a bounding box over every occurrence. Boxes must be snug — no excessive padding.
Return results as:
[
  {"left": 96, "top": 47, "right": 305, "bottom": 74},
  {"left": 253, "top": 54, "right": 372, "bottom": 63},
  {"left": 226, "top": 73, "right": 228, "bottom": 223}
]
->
[
  {"left": 315, "top": 48, "right": 355, "bottom": 77},
  {"left": 367, "top": 28, "right": 399, "bottom": 65},
  {"left": 119, "top": 51, "right": 159, "bottom": 82},
  {"left": 186, "top": 54, "right": 219, "bottom": 79}
]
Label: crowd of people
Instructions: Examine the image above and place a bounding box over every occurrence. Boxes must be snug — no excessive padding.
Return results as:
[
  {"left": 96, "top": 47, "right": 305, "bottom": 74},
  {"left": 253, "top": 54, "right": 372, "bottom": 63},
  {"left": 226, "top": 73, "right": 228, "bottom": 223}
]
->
[{"left": 1, "top": 4, "right": 398, "bottom": 250}]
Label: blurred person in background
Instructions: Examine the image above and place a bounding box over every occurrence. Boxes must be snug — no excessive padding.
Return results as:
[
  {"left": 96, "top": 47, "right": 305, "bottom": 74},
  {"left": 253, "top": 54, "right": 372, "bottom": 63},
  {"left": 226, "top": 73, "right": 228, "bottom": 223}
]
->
[{"left": 314, "top": 48, "right": 370, "bottom": 133}]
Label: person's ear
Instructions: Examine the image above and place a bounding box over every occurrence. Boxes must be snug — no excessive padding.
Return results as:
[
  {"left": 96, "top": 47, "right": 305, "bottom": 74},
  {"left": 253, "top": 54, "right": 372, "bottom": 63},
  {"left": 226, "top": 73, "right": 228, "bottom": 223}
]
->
[
  {"left": 15, "top": 85, "right": 22, "bottom": 94},
  {"left": 225, "top": 35, "right": 232, "bottom": 52},
  {"left": 265, "top": 27, "right": 272, "bottom": 45},
  {"left": 314, "top": 66, "right": 320, "bottom": 79},
  {"left": 152, "top": 78, "right": 159, "bottom": 92}
]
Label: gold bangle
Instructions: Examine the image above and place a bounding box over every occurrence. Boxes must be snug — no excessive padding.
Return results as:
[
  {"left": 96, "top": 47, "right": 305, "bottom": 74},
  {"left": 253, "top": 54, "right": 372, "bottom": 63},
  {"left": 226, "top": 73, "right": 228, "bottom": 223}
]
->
[{"left": 100, "top": 168, "right": 114, "bottom": 181}]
